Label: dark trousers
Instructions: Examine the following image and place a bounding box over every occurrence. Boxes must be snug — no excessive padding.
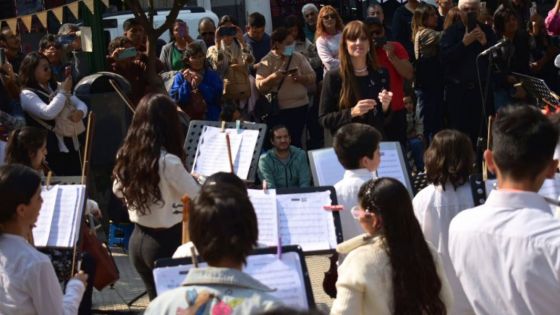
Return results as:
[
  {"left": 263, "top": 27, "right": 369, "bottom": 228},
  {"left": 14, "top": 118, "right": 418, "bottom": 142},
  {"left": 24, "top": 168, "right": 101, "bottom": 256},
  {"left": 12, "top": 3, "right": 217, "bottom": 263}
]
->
[
  {"left": 77, "top": 252, "right": 95, "bottom": 315},
  {"left": 268, "top": 105, "right": 308, "bottom": 148},
  {"left": 415, "top": 86, "right": 443, "bottom": 143},
  {"left": 384, "top": 109, "right": 407, "bottom": 147},
  {"left": 129, "top": 223, "right": 182, "bottom": 300},
  {"left": 444, "top": 83, "right": 484, "bottom": 146}
]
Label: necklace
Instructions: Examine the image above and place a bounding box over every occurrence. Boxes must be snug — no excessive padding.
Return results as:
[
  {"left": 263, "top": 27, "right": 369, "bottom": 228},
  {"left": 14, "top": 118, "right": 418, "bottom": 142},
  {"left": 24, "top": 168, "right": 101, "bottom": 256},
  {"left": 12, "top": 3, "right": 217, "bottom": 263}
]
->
[{"left": 354, "top": 66, "right": 368, "bottom": 73}]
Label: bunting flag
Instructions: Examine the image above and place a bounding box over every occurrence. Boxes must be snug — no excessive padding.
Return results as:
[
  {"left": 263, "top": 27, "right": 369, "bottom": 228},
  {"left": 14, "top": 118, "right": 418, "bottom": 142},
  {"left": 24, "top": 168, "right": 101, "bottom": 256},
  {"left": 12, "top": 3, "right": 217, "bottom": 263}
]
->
[
  {"left": 36, "top": 11, "right": 47, "bottom": 28},
  {"left": 68, "top": 2, "right": 80, "bottom": 20},
  {"left": 21, "top": 15, "right": 33, "bottom": 32},
  {"left": 6, "top": 19, "right": 18, "bottom": 33},
  {"left": 84, "top": 0, "right": 95, "bottom": 15},
  {"left": 1, "top": 0, "right": 114, "bottom": 33},
  {"left": 52, "top": 6, "right": 64, "bottom": 24}
]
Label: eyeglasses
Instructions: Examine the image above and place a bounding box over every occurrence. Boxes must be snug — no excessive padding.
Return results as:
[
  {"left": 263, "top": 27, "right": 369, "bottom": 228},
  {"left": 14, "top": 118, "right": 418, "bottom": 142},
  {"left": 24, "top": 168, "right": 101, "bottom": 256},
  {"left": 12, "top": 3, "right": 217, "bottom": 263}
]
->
[
  {"left": 461, "top": 6, "right": 478, "bottom": 13},
  {"left": 351, "top": 206, "right": 373, "bottom": 220},
  {"left": 200, "top": 32, "right": 214, "bottom": 36},
  {"left": 305, "top": 12, "right": 316, "bottom": 18},
  {"left": 322, "top": 14, "right": 337, "bottom": 20}
]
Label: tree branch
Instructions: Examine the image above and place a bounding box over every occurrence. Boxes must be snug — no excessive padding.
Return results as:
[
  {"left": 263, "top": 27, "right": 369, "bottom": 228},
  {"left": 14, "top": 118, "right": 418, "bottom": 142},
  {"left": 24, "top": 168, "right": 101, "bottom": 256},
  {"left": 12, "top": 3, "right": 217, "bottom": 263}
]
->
[
  {"left": 155, "top": 0, "right": 187, "bottom": 37},
  {"left": 124, "top": 0, "right": 150, "bottom": 30}
]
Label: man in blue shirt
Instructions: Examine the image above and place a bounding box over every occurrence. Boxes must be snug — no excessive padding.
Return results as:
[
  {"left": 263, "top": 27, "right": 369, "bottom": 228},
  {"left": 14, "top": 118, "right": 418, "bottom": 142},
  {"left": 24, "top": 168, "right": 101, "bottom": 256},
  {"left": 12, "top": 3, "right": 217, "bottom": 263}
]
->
[{"left": 243, "top": 12, "right": 270, "bottom": 76}]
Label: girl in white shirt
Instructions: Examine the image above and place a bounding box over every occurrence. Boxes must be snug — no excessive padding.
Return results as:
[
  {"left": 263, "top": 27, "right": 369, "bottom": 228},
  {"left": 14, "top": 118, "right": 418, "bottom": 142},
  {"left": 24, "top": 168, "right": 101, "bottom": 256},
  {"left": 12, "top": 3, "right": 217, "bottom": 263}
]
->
[
  {"left": 413, "top": 129, "right": 475, "bottom": 315},
  {"left": 112, "top": 94, "right": 200, "bottom": 300},
  {"left": 0, "top": 164, "right": 87, "bottom": 315},
  {"left": 331, "top": 177, "right": 453, "bottom": 315},
  {"left": 315, "top": 5, "right": 344, "bottom": 72}
]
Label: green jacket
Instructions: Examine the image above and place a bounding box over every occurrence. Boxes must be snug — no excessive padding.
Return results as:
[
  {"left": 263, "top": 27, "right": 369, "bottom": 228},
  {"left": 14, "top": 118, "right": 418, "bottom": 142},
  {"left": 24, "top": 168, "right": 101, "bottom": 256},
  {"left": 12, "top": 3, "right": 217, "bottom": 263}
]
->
[{"left": 257, "top": 145, "right": 311, "bottom": 189}]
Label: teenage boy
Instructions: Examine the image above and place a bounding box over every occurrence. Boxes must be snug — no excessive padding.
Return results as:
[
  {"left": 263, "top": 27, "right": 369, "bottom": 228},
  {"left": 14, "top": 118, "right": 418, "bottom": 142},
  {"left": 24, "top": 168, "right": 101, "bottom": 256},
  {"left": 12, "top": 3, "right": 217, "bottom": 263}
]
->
[
  {"left": 145, "top": 185, "right": 281, "bottom": 314},
  {"left": 258, "top": 125, "right": 311, "bottom": 189},
  {"left": 333, "top": 123, "right": 382, "bottom": 241},
  {"left": 243, "top": 12, "right": 270, "bottom": 74},
  {"left": 449, "top": 105, "right": 560, "bottom": 315}
]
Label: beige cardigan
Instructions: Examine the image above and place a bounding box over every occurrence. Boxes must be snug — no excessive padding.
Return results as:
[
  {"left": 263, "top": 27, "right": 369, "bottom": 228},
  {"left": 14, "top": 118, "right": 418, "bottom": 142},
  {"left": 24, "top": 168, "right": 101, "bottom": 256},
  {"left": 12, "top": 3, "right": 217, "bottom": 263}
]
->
[
  {"left": 330, "top": 234, "right": 454, "bottom": 315},
  {"left": 256, "top": 51, "right": 315, "bottom": 110}
]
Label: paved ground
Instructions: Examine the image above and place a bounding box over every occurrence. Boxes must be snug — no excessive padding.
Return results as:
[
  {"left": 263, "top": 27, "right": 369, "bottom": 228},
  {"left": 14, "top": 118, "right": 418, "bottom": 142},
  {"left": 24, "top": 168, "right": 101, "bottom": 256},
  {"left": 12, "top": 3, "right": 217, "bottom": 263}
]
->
[{"left": 92, "top": 248, "right": 334, "bottom": 314}]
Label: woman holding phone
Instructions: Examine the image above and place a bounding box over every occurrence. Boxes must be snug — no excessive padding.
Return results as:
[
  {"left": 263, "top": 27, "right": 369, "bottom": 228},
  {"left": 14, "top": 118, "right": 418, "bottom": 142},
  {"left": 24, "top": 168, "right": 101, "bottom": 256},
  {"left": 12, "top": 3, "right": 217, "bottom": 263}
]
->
[
  {"left": 256, "top": 27, "right": 316, "bottom": 147},
  {"left": 319, "top": 21, "right": 393, "bottom": 146}
]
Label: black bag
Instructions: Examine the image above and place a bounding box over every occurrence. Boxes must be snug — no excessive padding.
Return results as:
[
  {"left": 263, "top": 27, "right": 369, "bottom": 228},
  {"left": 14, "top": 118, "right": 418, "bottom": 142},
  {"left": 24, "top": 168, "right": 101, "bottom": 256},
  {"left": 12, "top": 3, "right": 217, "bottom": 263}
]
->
[{"left": 255, "top": 55, "right": 293, "bottom": 122}]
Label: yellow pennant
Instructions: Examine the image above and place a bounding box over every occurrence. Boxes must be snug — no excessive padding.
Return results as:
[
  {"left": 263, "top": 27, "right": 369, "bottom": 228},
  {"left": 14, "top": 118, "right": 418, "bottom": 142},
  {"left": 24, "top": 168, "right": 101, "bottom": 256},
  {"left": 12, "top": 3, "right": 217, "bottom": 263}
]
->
[
  {"left": 36, "top": 11, "right": 48, "bottom": 29},
  {"left": 52, "top": 6, "right": 64, "bottom": 24},
  {"left": 21, "top": 15, "right": 33, "bottom": 32},
  {"left": 68, "top": 2, "right": 80, "bottom": 20},
  {"left": 6, "top": 18, "right": 18, "bottom": 33},
  {"left": 84, "top": 0, "right": 95, "bottom": 15}
]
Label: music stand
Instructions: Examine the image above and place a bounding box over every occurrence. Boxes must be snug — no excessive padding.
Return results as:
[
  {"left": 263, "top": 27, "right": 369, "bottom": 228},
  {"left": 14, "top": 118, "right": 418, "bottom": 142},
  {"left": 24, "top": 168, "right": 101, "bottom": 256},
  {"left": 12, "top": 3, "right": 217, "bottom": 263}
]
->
[{"left": 513, "top": 72, "right": 560, "bottom": 109}]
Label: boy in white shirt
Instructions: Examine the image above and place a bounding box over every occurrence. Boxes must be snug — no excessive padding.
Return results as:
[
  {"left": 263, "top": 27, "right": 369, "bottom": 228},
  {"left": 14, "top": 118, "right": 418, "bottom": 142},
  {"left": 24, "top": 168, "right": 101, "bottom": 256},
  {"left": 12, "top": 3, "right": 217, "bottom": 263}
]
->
[
  {"left": 449, "top": 106, "right": 560, "bottom": 315},
  {"left": 333, "top": 123, "right": 381, "bottom": 241}
]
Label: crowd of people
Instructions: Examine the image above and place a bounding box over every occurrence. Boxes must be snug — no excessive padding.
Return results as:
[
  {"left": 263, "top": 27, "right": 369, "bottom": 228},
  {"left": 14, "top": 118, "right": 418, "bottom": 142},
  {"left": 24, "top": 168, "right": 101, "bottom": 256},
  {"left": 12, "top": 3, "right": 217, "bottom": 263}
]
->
[{"left": 1, "top": 0, "right": 560, "bottom": 314}]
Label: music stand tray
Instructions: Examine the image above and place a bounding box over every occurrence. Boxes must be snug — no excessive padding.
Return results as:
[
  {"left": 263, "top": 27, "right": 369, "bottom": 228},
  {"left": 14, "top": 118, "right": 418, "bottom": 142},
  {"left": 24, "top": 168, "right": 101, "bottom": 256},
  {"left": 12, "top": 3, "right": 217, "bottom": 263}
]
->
[{"left": 512, "top": 72, "right": 560, "bottom": 108}]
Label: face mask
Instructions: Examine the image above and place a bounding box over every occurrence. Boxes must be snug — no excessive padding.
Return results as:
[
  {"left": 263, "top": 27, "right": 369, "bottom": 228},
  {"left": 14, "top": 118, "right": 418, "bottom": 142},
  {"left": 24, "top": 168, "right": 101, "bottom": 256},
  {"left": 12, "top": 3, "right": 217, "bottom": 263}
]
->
[{"left": 283, "top": 44, "right": 295, "bottom": 56}]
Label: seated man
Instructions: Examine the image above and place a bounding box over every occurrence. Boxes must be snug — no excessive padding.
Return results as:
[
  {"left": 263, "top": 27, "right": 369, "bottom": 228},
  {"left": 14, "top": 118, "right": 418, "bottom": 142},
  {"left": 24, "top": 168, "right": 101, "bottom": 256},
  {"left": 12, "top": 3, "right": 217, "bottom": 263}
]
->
[
  {"left": 333, "top": 123, "right": 382, "bottom": 241},
  {"left": 258, "top": 125, "right": 311, "bottom": 189},
  {"left": 449, "top": 105, "right": 560, "bottom": 314},
  {"left": 145, "top": 184, "right": 282, "bottom": 314}
]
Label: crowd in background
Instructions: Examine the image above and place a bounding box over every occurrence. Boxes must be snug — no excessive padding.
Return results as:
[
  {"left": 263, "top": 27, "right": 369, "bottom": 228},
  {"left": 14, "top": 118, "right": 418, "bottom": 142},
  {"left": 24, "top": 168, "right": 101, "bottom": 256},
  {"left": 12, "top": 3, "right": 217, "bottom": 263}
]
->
[{"left": 1, "top": 0, "right": 560, "bottom": 314}]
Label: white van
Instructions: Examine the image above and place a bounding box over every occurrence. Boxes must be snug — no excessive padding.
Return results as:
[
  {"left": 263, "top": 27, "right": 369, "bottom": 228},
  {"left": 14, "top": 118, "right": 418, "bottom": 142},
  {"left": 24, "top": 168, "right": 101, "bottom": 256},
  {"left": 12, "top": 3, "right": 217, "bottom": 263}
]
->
[{"left": 102, "top": 6, "right": 219, "bottom": 44}]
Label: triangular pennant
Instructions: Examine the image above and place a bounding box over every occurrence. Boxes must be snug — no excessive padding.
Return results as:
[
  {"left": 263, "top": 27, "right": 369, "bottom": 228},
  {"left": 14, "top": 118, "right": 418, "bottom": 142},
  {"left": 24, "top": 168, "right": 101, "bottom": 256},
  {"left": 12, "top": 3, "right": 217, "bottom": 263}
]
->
[
  {"left": 84, "top": 0, "right": 95, "bottom": 15},
  {"left": 52, "top": 7, "right": 64, "bottom": 24},
  {"left": 6, "top": 18, "right": 18, "bottom": 33},
  {"left": 67, "top": 2, "right": 79, "bottom": 20},
  {"left": 101, "top": 0, "right": 109, "bottom": 7},
  {"left": 21, "top": 15, "right": 33, "bottom": 32},
  {"left": 36, "top": 11, "right": 48, "bottom": 29}
]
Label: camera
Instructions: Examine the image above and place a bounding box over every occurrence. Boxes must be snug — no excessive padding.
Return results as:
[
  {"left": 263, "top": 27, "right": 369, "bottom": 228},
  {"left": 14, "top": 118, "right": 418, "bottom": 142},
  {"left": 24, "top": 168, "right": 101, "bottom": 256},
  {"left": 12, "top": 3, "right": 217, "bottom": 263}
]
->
[{"left": 218, "top": 26, "right": 237, "bottom": 37}]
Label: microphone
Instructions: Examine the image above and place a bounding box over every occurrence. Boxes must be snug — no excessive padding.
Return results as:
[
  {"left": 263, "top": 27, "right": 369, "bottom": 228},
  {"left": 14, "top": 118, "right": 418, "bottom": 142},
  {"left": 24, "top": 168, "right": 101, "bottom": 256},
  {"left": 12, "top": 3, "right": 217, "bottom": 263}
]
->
[{"left": 479, "top": 39, "right": 509, "bottom": 56}]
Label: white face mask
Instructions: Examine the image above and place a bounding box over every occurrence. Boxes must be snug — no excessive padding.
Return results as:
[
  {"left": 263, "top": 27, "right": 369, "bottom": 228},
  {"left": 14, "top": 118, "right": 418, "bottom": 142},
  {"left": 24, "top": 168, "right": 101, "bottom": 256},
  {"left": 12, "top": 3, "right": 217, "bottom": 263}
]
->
[{"left": 283, "top": 43, "right": 295, "bottom": 56}]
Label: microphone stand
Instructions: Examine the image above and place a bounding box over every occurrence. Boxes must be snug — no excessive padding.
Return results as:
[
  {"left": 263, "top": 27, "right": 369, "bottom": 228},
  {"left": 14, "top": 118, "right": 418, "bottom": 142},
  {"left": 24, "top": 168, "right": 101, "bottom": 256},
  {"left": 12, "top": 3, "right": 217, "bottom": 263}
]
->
[{"left": 475, "top": 49, "right": 495, "bottom": 174}]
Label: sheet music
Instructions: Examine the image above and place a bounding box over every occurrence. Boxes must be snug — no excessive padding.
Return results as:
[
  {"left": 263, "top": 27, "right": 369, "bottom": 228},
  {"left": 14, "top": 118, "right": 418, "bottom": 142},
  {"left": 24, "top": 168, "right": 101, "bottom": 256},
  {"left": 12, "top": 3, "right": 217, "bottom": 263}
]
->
[
  {"left": 233, "top": 129, "right": 259, "bottom": 180},
  {"left": 308, "top": 148, "right": 345, "bottom": 186},
  {"left": 32, "top": 186, "right": 60, "bottom": 247},
  {"left": 377, "top": 148, "right": 408, "bottom": 188},
  {"left": 154, "top": 262, "right": 208, "bottom": 296},
  {"left": 192, "top": 126, "right": 243, "bottom": 177},
  {"left": 276, "top": 191, "right": 336, "bottom": 251},
  {"left": 33, "top": 185, "right": 86, "bottom": 248},
  {"left": 244, "top": 252, "right": 308, "bottom": 310},
  {"left": 153, "top": 253, "right": 309, "bottom": 310},
  {"left": 248, "top": 189, "right": 278, "bottom": 247}
]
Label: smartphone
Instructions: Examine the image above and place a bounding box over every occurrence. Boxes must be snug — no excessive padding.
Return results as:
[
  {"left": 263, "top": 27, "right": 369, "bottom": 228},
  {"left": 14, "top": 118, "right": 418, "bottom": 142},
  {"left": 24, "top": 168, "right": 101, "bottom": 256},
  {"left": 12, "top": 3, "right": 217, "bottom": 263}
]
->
[
  {"left": 57, "top": 34, "right": 77, "bottom": 46},
  {"left": 467, "top": 12, "right": 478, "bottom": 32},
  {"left": 0, "top": 48, "right": 5, "bottom": 65},
  {"left": 117, "top": 47, "right": 137, "bottom": 60},
  {"left": 219, "top": 26, "right": 237, "bottom": 37}
]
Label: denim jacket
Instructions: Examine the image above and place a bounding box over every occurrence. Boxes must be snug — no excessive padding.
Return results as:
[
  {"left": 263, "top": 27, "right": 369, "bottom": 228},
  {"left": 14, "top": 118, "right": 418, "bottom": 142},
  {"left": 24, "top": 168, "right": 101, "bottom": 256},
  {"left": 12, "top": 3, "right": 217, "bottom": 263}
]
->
[{"left": 145, "top": 267, "right": 282, "bottom": 315}]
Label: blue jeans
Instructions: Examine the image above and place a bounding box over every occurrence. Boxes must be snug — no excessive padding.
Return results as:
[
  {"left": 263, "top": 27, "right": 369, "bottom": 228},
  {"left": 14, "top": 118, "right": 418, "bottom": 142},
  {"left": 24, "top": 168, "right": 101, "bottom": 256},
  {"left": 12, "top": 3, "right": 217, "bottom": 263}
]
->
[{"left": 414, "top": 87, "right": 443, "bottom": 143}]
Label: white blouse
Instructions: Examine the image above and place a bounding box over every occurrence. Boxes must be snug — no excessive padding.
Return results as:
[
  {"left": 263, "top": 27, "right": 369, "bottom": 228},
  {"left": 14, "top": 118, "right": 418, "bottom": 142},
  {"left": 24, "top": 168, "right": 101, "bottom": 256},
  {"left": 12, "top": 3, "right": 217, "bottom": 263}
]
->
[
  {"left": 0, "top": 233, "right": 85, "bottom": 315},
  {"left": 113, "top": 151, "right": 200, "bottom": 228}
]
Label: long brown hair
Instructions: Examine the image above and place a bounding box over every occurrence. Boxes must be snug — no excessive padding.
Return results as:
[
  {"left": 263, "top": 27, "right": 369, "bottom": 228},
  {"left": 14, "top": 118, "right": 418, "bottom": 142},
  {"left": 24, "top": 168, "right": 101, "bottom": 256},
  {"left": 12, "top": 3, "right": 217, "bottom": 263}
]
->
[
  {"left": 358, "top": 178, "right": 447, "bottom": 315},
  {"left": 412, "top": 3, "right": 437, "bottom": 41},
  {"left": 338, "top": 20, "right": 379, "bottom": 109},
  {"left": 315, "top": 5, "right": 344, "bottom": 38},
  {"left": 112, "top": 94, "right": 186, "bottom": 215}
]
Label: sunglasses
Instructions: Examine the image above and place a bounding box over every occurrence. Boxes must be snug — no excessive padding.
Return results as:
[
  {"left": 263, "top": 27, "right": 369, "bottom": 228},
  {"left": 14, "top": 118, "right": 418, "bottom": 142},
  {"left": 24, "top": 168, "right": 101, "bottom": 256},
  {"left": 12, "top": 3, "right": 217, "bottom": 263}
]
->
[
  {"left": 322, "top": 14, "right": 337, "bottom": 20},
  {"left": 200, "top": 32, "right": 214, "bottom": 36}
]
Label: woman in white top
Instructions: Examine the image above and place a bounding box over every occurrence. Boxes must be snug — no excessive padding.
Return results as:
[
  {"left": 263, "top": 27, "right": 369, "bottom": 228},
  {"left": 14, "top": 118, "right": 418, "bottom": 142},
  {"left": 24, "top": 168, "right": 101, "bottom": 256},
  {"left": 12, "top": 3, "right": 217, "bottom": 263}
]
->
[
  {"left": 112, "top": 94, "right": 200, "bottom": 300},
  {"left": 331, "top": 177, "right": 453, "bottom": 315},
  {"left": 0, "top": 164, "right": 87, "bottom": 315},
  {"left": 315, "top": 5, "right": 344, "bottom": 73},
  {"left": 18, "top": 52, "right": 88, "bottom": 176},
  {"left": 413, "top": 129, "right": 475, "bottom": 315}
]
